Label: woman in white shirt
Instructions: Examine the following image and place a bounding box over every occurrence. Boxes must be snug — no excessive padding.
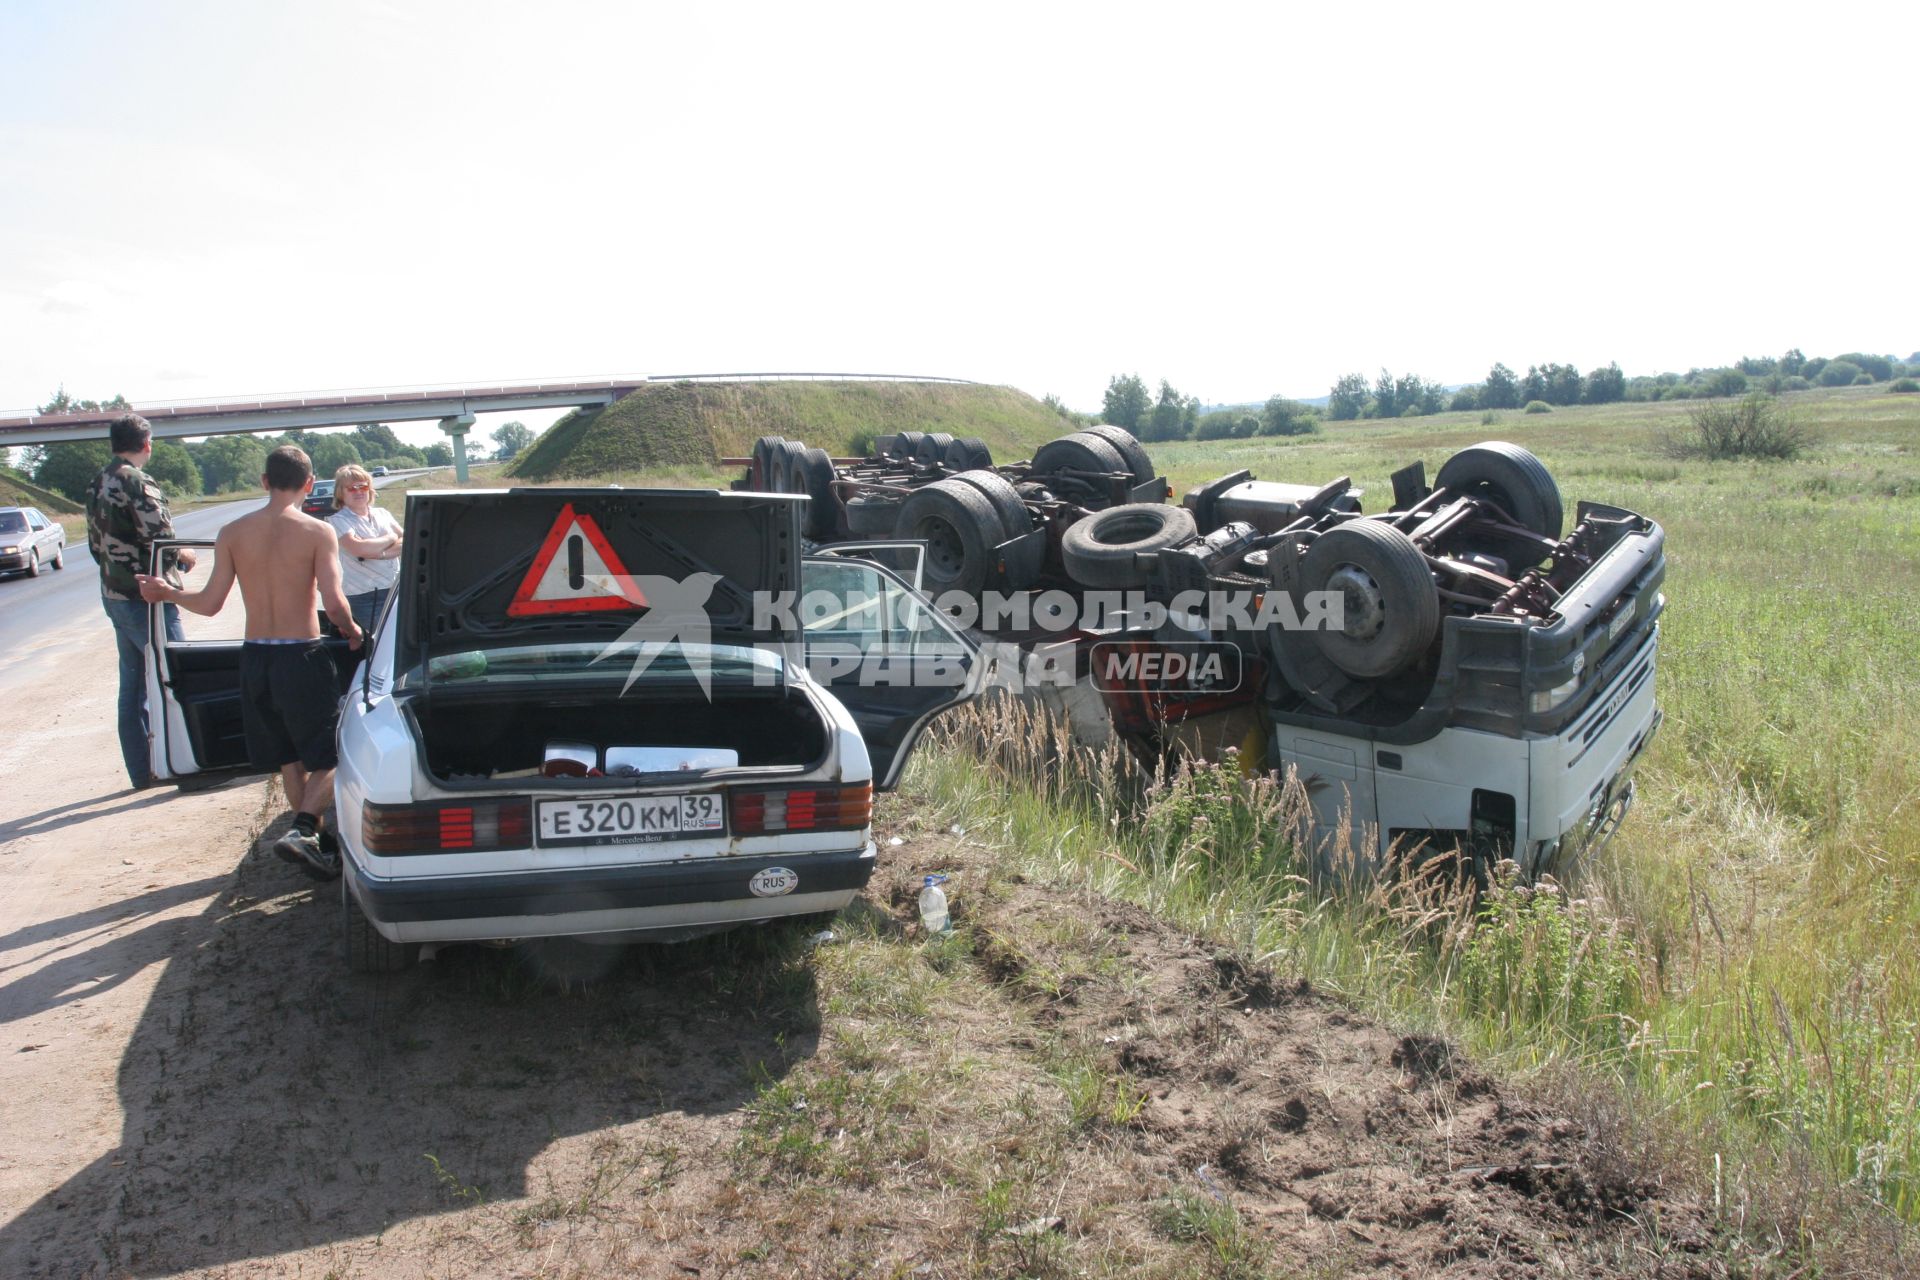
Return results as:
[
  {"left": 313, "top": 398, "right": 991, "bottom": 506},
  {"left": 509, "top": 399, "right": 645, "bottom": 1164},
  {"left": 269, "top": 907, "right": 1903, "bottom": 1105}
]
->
[{"left": 327, "top": 463, "right": 404, "bottom": 633}]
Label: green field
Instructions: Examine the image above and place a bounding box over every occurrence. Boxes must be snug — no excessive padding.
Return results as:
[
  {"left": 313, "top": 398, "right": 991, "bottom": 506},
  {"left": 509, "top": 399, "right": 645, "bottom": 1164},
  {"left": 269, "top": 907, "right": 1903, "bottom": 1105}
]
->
[{"left": 899, "top": 382, "right": 1920, "bottom": 1247}]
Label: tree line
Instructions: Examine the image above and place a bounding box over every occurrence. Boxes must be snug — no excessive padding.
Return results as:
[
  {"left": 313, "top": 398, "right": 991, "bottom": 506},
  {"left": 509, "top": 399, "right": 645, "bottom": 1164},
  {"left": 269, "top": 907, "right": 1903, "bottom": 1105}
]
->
[
  {"left": 5, "top": 389, "right": 538, "bottom": 503},
  {"left": 1096, "top": 374, "right": 1318, "bottom": 442},
  {"left": 1327, "top": 348, "right": 1916, "bottom": 419}
]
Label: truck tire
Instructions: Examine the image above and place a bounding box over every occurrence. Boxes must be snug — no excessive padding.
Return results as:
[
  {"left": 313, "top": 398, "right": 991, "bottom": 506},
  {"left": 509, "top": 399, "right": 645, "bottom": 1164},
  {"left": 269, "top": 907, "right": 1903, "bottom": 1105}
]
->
[
  {"left": 1032, "top": 431, "right": 1128, "bottom": 481},
  {"left": 845, "top": 494, "right": 903, "bottom": 537},
  {"left": 344, "top": 879, "right": 418, "bottom": 974},
  {"left": 895, "top": 431, "right": 927, "bottom": 462},
  {"left": 872, "top": 433, "right": 904, "bottom": 461},
  {"left": 1298, "top": 521, "right": 1439, "bottom": 680},
  {"left": 1077, "top": 425, "right": 1155, "bottom": 485},
  {"left": 914, "top": 432, "right": 956, "bottom": 465},
  {"left": 1061, "top": 503, "right": 1197, "bottom": 589},
  {"left": 893, "top": 479, "right": 1007, "bottom": 597},
  {"left": 1434, "top": 441, "right": 1563, "bottom": 570},
  {"left": 949, "top": 469, "right": 1032, "bottom": 539},
  {"left": 943, "top": 436, "right": 994, "bottom": 471},
  {"left": 751, "top": 436, "right": 787, "bottom": 491},
  {"left": 774, "top": 440, "right": 810, "bottom": 494},
  {"left": 796, "top": 447, "right": 839, "bottom": 539}
]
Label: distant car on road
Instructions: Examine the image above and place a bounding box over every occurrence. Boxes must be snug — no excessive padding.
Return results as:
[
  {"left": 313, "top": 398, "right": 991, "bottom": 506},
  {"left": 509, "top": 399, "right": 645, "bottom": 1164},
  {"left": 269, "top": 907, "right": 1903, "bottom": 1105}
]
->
[
  {"left": 0, "top": 506, "right": 66, "bottom": 578},
  {"left": 301, "top": 480, "right": 335, "bottom": 519},
  {"left": 371, "top": 466, "right": 389, "bottom": 477}
]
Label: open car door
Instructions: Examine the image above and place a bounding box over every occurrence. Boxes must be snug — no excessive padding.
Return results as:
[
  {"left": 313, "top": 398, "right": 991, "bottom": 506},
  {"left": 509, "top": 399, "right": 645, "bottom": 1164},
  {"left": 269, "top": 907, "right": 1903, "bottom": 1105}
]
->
[
  {"left": 801, "top": 554, "right": 982, "bottom": 790},
  {"left": 143, "top": 537, "right": 359, "bottom": 784}
]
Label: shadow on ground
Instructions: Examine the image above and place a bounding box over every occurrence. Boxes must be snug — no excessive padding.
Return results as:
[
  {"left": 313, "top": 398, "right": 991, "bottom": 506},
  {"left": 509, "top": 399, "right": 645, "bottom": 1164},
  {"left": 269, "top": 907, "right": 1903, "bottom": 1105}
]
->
[{"left": 0, "top": 819, "right": 821, "bottom": 1277}]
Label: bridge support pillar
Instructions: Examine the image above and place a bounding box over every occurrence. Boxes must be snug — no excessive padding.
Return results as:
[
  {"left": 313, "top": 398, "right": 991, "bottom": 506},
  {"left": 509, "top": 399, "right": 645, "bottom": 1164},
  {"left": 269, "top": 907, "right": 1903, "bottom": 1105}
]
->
[{"left": 439, "top": 412, "right": 477, "bottom": 484}]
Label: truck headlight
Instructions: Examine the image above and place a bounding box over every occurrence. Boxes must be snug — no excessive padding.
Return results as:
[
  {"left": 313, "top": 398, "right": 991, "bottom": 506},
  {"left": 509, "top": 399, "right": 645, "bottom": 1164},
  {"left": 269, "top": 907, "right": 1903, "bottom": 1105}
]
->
[{"left": 1531, "top": 676, "right": 1579, "bottom": 712}]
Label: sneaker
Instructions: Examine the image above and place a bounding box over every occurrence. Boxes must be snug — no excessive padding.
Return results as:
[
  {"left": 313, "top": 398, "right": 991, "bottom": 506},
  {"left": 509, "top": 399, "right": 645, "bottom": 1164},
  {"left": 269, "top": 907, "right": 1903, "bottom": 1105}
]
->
[{"left": 274, "top": 828, "right": 341, "bottom": 881}]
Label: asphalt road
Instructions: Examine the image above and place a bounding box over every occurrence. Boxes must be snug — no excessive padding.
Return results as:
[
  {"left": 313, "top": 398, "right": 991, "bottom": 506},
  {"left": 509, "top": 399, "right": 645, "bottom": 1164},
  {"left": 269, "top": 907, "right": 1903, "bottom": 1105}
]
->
[{"left": 0, "top": 470, "right": 426, "bottom": 668}]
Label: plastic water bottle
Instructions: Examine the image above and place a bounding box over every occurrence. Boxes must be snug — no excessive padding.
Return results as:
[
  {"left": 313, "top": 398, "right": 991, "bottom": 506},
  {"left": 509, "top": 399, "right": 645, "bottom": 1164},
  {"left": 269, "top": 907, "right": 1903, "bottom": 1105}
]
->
[{"left": 918, "top": 874, "right": 951, "bottom": 935}]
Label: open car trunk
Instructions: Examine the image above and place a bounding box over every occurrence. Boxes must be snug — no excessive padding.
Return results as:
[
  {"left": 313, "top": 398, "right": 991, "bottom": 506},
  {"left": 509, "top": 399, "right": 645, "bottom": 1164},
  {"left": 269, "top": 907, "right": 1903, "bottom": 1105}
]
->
[{"left": 406, "top": 687, "right": 830, "bottom": 788}]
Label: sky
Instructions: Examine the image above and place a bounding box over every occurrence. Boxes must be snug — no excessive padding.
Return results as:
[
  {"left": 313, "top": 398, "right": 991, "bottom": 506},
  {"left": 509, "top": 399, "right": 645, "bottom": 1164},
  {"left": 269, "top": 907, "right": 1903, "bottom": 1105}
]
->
[{"left": 2, "top": 0, "right": 1915, "bottom": 438}]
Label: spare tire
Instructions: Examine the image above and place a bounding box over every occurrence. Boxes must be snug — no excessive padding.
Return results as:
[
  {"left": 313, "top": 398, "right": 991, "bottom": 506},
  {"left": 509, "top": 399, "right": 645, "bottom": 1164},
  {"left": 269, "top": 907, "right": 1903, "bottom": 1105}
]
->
[
  {"left": 751, "top": 435, "right": 787, "bottom": 491},
  {"left": 845, "top": 493, "right": 903, "bottom": 537},
  {"left": 1061, "top": 502, "right": 1197, "bottom": 589},
  {"left": 913, "top": 432, "right": 956, "bottom": 465},
  {"left": 796, "top": 446, "right": 839, "bottom": 539},
  {"left": 943, "top": 436, "right": 994, "bottom": 471},
  {"left": 1298, "top": 520, "right": 1438, "bottom": 680},
  {"left": 893, "top": 478, "right": 1007, "bottom": 597},
  {"left": 1078, "top": 424, "right": 1155, "bottom": 485},
  {"left": 1434, "top": 441, "right": 1563, "bottom": 570}
]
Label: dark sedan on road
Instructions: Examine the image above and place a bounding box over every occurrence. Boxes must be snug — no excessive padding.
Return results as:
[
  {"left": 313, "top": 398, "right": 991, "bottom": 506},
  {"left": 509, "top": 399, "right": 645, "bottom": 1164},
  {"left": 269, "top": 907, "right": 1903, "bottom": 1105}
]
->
[
  {"left": 301, "top": 480, "right": 336, "bottom": 519},
  {"left": 0, "top": 506, "right": 66, "bottom": 578}
]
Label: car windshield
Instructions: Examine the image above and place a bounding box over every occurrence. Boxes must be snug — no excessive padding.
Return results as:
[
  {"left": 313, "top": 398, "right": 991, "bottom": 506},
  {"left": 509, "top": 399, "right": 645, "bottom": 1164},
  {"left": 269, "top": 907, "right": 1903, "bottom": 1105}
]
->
[
  {"left": 0, "top": 512, "right": 26, "bottom": 534},
  {"left": 398, "top": 641, "right": 785, "bottom": 691},
  {"left": 312, "top": 482, "right": 334, "bottom": 496}
]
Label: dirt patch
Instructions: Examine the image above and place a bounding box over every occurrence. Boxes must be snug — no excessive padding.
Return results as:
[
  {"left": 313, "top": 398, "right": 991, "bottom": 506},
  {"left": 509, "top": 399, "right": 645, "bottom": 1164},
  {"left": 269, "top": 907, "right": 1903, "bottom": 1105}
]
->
[{"left": 2, "top": 816, "right": 1731, "bottom": 1279}]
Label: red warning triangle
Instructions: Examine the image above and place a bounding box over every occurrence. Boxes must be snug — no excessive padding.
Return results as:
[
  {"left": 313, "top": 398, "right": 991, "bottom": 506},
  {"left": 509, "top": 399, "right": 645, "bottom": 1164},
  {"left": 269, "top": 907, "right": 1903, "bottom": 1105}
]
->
[{"left": 507, "top": 503, "right": 650, "bottom": 617}]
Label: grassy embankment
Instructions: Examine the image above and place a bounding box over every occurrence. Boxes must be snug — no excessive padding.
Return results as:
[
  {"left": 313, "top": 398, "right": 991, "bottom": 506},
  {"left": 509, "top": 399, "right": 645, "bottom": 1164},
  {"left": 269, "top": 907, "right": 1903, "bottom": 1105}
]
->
[
  {"left": 901, "top": 383, "right": 1920, "bottom": 1245},
  {"left": 508, "top": 379, "right": 1073, "bottom": 487}
]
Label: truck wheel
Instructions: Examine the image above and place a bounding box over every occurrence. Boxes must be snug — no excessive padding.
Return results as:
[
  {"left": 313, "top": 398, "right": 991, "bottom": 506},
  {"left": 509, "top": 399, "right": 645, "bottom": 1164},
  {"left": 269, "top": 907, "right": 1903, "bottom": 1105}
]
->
[
  {"left": 872, "top": 433, "right": 904, "bottom": 461},
  {"left": 914, "top": 432, "right": 956, "bottom": 465},
  {"left": 893, "top": 479, "right": 1007, "bottom": 597},
  {"left": 943, "top": 436, "right": 994, "bottom": 471},
  {"left": 343, "top": 879, "right": 418, "bottom": 973},
  {"left": 1032, "top": 432, "right": 1129, "bottom": 482},
  {"left": 774, "top": 440, "right": 810, "bottom": 494},
  {"left": 950, "top": 470, "right": 1035, "bottom": 588},
  {"left": 895, "top": 431, "right": 927, "bottom": 462},
  {"left": 797, "top": 446, "right": 839, "bottom": 539},
  {"left": 1299, "top": 521, "right": 1439, "bottom": 679},
  {"left": 751, "top": 436, "right": 787, "bottom": 491},
  {"left": 1061, "top": 503, "right": 1197, "bottom": 589},
  {"left": 1077, "top": 425, "right": 1155, "bottom": 485},
  {"left": 845, "top": 494, "right": 903, "bottom": 537},
  {"left": 1434, "top": 441, "right": 1563, "bottom": 569},
  {"left": 950, "top": 469, "right": 1032, "bottom": 539}
]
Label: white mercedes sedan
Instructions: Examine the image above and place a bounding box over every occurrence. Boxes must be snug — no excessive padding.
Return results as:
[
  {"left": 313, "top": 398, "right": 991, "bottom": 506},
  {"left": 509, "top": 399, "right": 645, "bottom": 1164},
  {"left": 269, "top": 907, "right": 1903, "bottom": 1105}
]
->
[{"left": 145, "top": 488, "right": 980, "bottom": 970}]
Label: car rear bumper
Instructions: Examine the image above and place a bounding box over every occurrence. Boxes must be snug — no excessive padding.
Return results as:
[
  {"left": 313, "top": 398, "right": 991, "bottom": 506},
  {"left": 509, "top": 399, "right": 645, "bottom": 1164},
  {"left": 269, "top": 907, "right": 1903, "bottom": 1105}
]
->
[{"left": 346, "top": 843, "right": 876, "bottom": 943}]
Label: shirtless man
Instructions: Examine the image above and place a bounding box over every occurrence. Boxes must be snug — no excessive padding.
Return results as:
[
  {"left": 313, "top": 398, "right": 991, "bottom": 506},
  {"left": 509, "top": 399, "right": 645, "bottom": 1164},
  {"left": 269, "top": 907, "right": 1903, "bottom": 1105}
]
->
[{"left": 137, "top": 446, "right": 364, "bottom": 879}]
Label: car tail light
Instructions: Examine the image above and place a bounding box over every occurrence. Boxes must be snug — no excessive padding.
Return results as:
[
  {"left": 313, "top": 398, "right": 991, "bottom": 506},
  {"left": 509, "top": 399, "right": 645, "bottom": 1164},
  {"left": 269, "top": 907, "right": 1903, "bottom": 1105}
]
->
[
  {"left": 729, "top": 782, "right": 872, "bottom": 835},
  {"left": 363, "top": 799, "right": 532, "bottom": 854}
]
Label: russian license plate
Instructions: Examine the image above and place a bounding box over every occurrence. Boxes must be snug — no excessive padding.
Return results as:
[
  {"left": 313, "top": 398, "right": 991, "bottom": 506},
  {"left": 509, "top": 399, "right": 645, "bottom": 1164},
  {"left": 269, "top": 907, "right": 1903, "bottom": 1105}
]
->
[{"left": 536, "top": 793, "right": 726, "bottom": 847}]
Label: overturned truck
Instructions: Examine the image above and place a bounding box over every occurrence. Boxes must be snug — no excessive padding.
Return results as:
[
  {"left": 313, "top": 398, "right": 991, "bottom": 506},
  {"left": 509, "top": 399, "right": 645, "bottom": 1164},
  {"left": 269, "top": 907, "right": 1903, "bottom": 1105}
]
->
[{"left": 738, "top": 428, "right": 1664, "bottom": 879}]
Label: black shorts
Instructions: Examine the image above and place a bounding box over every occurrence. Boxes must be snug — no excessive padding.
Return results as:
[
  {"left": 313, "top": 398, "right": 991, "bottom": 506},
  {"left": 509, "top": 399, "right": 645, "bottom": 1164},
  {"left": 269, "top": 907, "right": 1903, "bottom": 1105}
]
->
[{"left": 239, "top": 641, "right": 342, "bottom": 771}]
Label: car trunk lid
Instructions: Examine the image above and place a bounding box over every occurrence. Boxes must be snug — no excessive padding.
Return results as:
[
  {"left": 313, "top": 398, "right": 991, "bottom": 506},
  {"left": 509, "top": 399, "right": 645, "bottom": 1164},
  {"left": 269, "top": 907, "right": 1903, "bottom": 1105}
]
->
[{"left": 398, "top": 488, "right": 804, "bottom": 673}]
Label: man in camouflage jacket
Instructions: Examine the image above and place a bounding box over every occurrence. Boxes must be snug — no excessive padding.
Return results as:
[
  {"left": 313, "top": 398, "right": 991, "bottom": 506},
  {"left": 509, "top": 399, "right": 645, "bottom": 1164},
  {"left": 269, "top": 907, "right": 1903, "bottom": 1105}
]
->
[{"left": 86, "top": 414, "right": 192, "bottom": 789}]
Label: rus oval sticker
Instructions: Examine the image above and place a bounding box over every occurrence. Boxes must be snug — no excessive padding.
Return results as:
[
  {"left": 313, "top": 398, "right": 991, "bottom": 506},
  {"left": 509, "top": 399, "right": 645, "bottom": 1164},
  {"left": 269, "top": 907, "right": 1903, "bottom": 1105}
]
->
[{"left": 749, "top": 867, "right": 798, "bottom": 898}]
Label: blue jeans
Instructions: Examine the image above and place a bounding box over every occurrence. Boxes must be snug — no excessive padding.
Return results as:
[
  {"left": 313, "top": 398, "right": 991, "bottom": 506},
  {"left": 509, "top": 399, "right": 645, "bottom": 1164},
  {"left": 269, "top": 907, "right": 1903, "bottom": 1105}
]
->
[
  {"left": 103, "top": 596, "right": 185, "bottom": 788},
  {"left": 348, "top": 589, "right": 388, "bottom": 636}
]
